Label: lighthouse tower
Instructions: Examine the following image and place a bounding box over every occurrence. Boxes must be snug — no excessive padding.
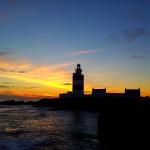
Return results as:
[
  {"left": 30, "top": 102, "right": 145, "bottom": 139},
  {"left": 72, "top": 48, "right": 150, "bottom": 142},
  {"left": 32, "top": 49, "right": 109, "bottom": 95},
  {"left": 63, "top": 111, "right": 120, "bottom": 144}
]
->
[{"left": 72, "top": 63, "right": 84, "bottom": 96}]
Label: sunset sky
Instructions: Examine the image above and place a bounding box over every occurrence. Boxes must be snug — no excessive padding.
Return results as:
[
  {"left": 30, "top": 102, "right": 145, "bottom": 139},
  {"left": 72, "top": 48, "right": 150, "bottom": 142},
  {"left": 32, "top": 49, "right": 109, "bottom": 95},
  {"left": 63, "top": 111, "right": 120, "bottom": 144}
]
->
[{"left": 0, "top": 0, "right": 150, "bottom": 101}]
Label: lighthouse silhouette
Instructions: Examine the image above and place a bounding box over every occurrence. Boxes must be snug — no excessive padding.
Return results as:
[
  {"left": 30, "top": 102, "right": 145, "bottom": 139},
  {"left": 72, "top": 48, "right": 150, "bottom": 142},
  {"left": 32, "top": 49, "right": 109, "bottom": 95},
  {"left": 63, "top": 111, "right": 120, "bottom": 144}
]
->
[{"left": 72, "top": 63, "right": 84, "bottom": 96}]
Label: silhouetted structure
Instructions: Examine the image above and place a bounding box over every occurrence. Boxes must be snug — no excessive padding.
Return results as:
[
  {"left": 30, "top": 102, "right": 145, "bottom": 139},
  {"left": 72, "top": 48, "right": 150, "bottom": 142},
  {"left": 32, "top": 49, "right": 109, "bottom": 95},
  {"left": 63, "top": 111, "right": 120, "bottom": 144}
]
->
[
  {"left": 92, "top": 88, "right": 106, "bottom": 97},
  {"left": 125, "top": 88, "right": 140, "bottom": 97},
  {"left": 60, "top": 63, "right": 84, "bottom": 98},
  {"left": 72, "top": 63, "right": 84, "bottom": 96},
  {"left": 59, "top": 63, "right": 141, "bottom": 98}
]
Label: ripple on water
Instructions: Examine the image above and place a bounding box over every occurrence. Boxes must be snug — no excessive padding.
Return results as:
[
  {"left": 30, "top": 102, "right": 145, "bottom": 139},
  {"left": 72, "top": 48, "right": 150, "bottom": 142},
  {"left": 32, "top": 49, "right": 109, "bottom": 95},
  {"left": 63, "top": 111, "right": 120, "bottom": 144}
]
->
[{"left": 0, "top": 105, "right": 101, "bottom": 150}]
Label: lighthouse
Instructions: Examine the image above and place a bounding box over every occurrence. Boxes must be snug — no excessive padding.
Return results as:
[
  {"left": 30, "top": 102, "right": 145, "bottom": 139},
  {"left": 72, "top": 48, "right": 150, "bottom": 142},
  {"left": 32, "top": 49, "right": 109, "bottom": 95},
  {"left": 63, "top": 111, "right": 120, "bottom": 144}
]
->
[{"left": 72, "top": 63, "right": 84, "bottom": 96}]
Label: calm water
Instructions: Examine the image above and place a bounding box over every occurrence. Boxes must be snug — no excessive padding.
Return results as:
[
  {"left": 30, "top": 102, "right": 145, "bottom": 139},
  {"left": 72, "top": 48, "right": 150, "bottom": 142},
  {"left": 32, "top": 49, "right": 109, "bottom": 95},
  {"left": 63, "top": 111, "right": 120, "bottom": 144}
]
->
[{"left": 0, "top": 105, "right": 101, "bottom": 150}]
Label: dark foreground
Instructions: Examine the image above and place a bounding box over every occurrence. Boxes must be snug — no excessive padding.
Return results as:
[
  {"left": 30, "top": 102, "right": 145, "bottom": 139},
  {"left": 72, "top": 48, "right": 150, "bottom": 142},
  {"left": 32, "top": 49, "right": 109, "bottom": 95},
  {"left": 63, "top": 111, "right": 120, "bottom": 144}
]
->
[
  {"left": 96, "top": 98, "right": 150, "bottom": 150},
  {"left": 1, "top": 96, "right": 150, "bottom": 150},
  {"left": 35, "top": 96, "right": 150, "bottom": 150}
]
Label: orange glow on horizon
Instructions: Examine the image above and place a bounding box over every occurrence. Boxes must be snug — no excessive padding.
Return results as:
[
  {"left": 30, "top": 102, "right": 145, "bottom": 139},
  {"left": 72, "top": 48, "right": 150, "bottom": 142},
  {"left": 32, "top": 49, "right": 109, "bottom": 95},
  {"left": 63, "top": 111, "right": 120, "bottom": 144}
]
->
[{"left": 0, "top": 55, "right": 149, "bottom": 100}]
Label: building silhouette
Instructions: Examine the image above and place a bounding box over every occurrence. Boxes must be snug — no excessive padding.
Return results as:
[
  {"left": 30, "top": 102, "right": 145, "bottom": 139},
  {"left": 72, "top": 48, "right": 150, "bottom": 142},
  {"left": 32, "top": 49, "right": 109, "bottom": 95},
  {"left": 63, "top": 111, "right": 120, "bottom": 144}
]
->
[
  {"left": 92, "top": 88, "right": 106, "bottom": 97},
  {"left": 59, "top": 63, "right": 141, "bottom": 98},
  {"left": 125, "top": 88, "right": 141, "bottom": 97},
  {"left": 72, "top": 63, "right": 84, "bottom": 95}
]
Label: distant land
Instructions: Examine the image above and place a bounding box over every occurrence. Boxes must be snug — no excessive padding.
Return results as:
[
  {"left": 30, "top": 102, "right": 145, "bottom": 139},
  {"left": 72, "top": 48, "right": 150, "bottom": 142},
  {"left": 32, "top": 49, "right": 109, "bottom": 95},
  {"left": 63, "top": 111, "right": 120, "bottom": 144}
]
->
[{"left": 0, "top": 96, "right": 149, "bottom": 111}]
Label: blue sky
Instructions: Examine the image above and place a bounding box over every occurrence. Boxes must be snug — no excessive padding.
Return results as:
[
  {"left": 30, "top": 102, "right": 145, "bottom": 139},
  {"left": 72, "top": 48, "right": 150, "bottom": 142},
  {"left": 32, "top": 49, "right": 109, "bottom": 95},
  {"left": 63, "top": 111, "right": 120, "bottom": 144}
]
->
[{"left": 0, "top": 0, "right": 150, "bottom": 100}]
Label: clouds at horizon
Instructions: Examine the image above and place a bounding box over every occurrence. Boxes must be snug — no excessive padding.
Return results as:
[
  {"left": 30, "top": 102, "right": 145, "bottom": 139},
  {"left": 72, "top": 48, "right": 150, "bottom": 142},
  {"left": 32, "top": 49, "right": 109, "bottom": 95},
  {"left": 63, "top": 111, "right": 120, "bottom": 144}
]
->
[{"left": 0, "top": 51, "right": 75, "bottom": 93}]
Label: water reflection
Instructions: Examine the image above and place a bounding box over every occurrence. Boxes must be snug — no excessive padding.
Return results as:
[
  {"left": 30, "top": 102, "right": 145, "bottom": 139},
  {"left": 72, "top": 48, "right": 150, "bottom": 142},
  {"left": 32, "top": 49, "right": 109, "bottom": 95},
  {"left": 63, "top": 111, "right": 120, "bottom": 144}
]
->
[{"left": 0, "top": 105, "right": 101, "bottom": 150}]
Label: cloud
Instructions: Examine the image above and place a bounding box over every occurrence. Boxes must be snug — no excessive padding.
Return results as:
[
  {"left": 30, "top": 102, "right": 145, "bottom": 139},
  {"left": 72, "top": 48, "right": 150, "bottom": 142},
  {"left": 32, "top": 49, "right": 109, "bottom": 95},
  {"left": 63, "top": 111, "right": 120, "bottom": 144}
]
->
[
  {"left": 130, "top": 55, "right": 144, "bottom": 60},
  {"left": 3, "top": 82, "right": 11, "bottom": 84},
  {"left": 0, "top": 51, "right": 74, "bottom": 91},
  {"left": 72, "top": 48, "right": 105, "bottom": 55},
  {"left": 10, "top": 86, "right": 39, "bottom": 89},
  {"left": 9, "top": 69, "right": 23, "bottom": 73},
  {"left": 106, "top": 27, "right": 150, "bottom": 44},
  {"left": 0, "top": 56, "right": 73, "bottom": 90},
  {"left": 128, "top": 46, "right": 149, "bottom": 60},
  {"left": 0, "top": 67, "right": 27, "bottom": 73},
  {"left": 0, "top": 85, "right": 10, "bottom": 88},
  {"left": 0, "top": 85, "right": 30, "bottom": 89},
  {"left": 106, "top": 34, "right": 121, "bottom": 43},
  {"left": 0, "top": 68, "right": 7, "bottom": 72},
  {"left": 124, "top": 27, "right": 150, "bottom": 42},
  {"left": 18, "top": 71, "right": 26, "bottom": 73},
  {"left": 0, "top": 52, "right": 77, "bottom": 99},
  {"left": 26, "top": 87, "right": 39, "bottom": 89},
  {"left": 0, "top": 52, "right": 30, "bottom": 73},
  {"left": 0, "top": 52, "right": 11, "bottom": 58},
  {"left": 63, "top": 83, "right": 72, "bottom": 85},
  {"left": 126, "top": 43, "right": 150, "bottom": 55}
]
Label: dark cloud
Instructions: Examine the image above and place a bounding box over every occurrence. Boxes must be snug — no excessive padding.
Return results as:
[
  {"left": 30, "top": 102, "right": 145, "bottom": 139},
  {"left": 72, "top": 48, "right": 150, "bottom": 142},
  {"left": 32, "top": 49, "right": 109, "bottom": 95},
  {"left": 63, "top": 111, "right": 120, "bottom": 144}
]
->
[
  {"left": 126, "top": 43, "right": 150, "bottom": 53},
  {"left": 0, "top": 52, "right": 11, "bottom": 58},
  {"left": 143, "top": 51, "right": 149, "bottom": 55},
  {"left": 3, "top": 82, "right": 11, "bottom": 84},
  {"left": 130, "top": 48, "right": 149, "bottom": 60},
  {"left": 8, "top": 70, "right": 26, "bottom": 73},
  {"left": 0, "top": 85, "right": 10, "bottom": 88},
  {"left": 130, "top": 51, "right": 149, "bottom": 60},
  {"left": 18, "top": 71, "right": 26, "bottom": 73},
  {"left": 26, "top": 86, "right": 40, "bottom": 89},
  {"left": 0, "top": 68, "right": 7, "bottom": 72},
  {"left": 130, "top": 55, "right": 144, "bottom": 60},
  {"left": 126, "top": 45, "right": 142, "bottom": 51},
  {"left": 106, "top": 27, "right": 150, "bottom": 44},
  {"left": 106, "top": 35, "right": 121, "bottom": 43},
  {"left": 124, "top": 27, "right": 150, "bottom": 42},
  {"left": 63, "top": 83, "right": 72, "bottom": 85},
  {"left": 0, "top": 67, "right": 27, "bottom": 73},
  {"left": 11, "top": 86, "right": 39, "bottom": 89},
  {"left": 11, "top": 86, "right": 24, "bottom": 88}
]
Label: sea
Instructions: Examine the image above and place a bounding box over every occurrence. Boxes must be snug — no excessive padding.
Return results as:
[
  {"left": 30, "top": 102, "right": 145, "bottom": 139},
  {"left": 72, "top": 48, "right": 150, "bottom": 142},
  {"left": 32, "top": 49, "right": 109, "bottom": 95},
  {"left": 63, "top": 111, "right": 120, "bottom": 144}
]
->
[{"left": 0, "top": 105, "right": 101, "bottom": 150}]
